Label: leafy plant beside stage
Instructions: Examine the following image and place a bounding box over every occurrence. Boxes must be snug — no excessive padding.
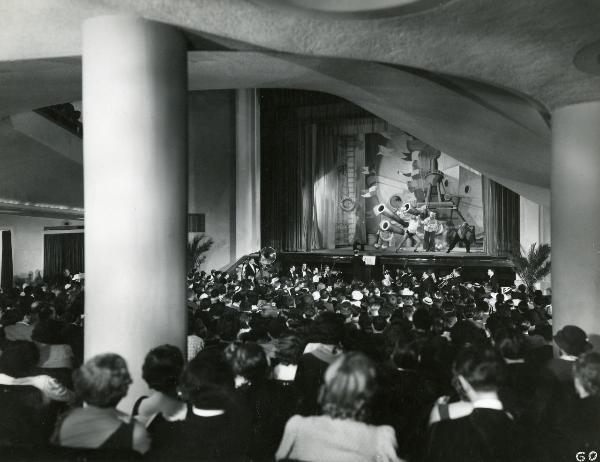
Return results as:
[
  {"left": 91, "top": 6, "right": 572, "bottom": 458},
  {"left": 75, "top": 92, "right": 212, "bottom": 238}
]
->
[
  {"left": 511, "top": 243, "right": 551, "bottom": 294},
  {"left": 187, "top": 234, "right": 214, "bottom": 272}
]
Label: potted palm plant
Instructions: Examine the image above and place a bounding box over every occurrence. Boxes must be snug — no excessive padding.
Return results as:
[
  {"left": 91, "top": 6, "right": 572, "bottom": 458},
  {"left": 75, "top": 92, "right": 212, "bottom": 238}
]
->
[
  {"left": 187, "top": 234, "right": 213, "bottom": 272},
  {"left": 511, "top": 243, "right": 551, "bottom": 294}
]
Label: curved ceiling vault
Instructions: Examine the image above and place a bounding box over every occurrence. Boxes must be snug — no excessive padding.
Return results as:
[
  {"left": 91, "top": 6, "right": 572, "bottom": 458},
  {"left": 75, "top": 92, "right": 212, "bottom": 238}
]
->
[{"left": 4, "top": 0, "right": 600, "bottom": 207}]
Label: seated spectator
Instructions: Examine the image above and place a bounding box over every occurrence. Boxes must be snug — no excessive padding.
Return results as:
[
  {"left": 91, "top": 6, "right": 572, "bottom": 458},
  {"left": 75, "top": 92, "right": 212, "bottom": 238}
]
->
[
  {"left": 270, "top": 334, "right": 304, "bottom": 418},
  {"left": 31, "top": 318, "right": 74, "bottom": 388},
  {"left": 295, "top": 312, "right": 344, "bottom": 415},
  {"left": 426, "top": 344, "right": 520, "bottom": 462},
  {"left": 0, "top": 340, "right": 65, "bottom": 448},
  {"left": 273, "top": 334, "right": 304, "bottom": 382},
  {"left": 546, "top": 325, "right": 592, "bottom": 384},
  {"left": 552, "top": 352, "right": 600, "bottom": 461},
  {"left": 59, "top": 310, "right": 84, "bottom": 367},
  {"left": 3, "top": 309, "right": 34, "bottom": 341},
  {"left": 52, "top": 353, "right": 150, "bottom": 454},
  {"left": 133, "top": 344, "right": 186, "bottom": 428},
  {"left": 276, "top": 352, "right": 401, "bottom": 462},
  {"left": 146, "top": 349, "right": 251, "bottom": 461},
  {"left": 525, "top": 324, "right": 554, "bottom": 364},
  {"left": 187, "top": 317, "right": 206, "bottom": 361},
  {"left": 32, "top": 318, "right": 74, "bottom": 369},
  {"left": 494, "top": 328, "right": 544, "bottom": 457},
  {"left": 374, "top": 336, "right": 438, "bottom": 461},
  {"left": 227, "top": 341, "right": 281, "bottom": 460}
]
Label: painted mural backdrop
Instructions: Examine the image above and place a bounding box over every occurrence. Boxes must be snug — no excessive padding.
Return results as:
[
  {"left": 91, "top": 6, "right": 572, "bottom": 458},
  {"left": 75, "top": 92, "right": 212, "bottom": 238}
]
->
[{"left": 356, "top": 127, "right": 485, "bottom": 251}]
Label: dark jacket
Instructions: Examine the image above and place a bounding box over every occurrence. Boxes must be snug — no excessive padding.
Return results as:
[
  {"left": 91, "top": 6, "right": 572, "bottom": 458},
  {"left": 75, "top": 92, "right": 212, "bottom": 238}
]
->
[{"left": 426, "top": 408, "right": 521, "bottom": 462}]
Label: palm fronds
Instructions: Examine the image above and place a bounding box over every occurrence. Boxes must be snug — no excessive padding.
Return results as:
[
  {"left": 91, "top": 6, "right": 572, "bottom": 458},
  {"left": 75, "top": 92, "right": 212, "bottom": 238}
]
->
[
  {"left": 187, "top": 234, "right": 214, "bottom": 272},
  {"left": 511, "top": 243, "right": 551, "bottom": 294}
]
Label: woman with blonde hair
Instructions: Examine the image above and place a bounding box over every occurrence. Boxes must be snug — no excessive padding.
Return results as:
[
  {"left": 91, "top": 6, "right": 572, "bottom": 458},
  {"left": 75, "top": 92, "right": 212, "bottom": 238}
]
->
[
  {"left": 276, "top": 352, "right": 402, "bottom": 462},
  {"left": 52, "top": 353, "right": 150, "bottom": 455}
]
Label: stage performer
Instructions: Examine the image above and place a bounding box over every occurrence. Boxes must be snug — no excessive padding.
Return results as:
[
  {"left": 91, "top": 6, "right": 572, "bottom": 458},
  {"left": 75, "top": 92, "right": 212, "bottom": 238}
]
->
[
  {"left": 374, "top": 227, "right": 394, "bottom": 250},
  {"left": 395, "top": 214, "right": 422, "bottom": 252},
  {"left": 446, "top": 221, "right": 475, "bottom": 253},
  {"left": 422, "top": 211, "right": 440, "bottom": 252}
]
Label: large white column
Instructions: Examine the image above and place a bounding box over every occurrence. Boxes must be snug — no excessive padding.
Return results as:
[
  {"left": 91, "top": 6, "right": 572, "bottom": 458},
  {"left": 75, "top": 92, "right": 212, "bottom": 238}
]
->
[
  {"left": 235, "top": 89, "right": 261, "bottom": 257},
  {"left": 551, "top": 102, "right": 600, "bottom": 347},
  {"left": 83, "top": 15, "right": 188, "bottom": 409}
]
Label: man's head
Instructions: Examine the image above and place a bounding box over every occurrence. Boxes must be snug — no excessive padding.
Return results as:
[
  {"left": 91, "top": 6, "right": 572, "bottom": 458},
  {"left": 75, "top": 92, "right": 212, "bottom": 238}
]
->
[
  {"left": 554, "top": 325, "right": 593, "bottom": 357},
  {"left": 453, "top": 344, "right": 506, "bottom": 400},
  {"left": 487, "top": 269, "right": 494, "bottom": 277},
  {"left": 429, "top": 211, "right": 436, "bottom": 219}
]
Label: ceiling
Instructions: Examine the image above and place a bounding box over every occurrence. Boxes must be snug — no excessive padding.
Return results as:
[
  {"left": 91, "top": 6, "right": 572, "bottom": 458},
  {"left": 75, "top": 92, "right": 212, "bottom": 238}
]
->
[{"left": 1, "top": 0, "right": 599, "bottom": 212}]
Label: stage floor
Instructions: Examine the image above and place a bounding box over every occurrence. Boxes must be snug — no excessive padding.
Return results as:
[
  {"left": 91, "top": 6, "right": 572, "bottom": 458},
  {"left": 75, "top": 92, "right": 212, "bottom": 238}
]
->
[{"left": 303, "top": 246, "right": 484, "bottom": 257}]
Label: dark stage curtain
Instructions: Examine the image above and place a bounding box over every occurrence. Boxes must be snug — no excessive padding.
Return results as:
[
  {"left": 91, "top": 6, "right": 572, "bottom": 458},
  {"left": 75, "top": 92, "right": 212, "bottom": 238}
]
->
[
  {"left": 261, "top": 91, "right": 386, "bottom": 251},
  {"left": 44, "top": 233, "right": 84, "bottom": 278},
  {"left": 1, "top": 231, "right": 14, "bottom": 289},
  {"left": 482, "top": 177, "right": 520, "bottom": 256}
]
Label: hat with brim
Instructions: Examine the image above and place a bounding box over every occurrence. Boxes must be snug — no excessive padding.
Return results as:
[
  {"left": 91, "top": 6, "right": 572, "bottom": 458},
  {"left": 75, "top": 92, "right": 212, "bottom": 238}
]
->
[
  {"left": 401, "top": 288, "right": 414, "bottom": 297},
  {"left": 554, "top": 325, "right": 593, "bottom": 356},
  {"left": 422, "top": 297, "right": 433, "bottom": 306}
]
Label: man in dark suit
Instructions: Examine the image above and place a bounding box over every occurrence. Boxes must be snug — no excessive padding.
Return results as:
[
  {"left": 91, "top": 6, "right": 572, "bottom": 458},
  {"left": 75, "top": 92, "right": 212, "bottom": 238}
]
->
[
  {"left": 299, "top": 263, "right": 312, "bottom": 279},
  {"left": 426, "top": 345, "right": 521, "bottom": 462},
  {"left": 286, "top": 264, "right": 298, "bottom": 281},
  {"left": 242, "top": 257, "right": 260, "bottom": 280},
  {"left": 320, "top": 265, "right": 333, "bottom": 286},
  {"left": 487, "top": 268, "right": 499, "bottom": 292},
  {"left": 551, "top": 352, "right": 600, "bottom": 461}
]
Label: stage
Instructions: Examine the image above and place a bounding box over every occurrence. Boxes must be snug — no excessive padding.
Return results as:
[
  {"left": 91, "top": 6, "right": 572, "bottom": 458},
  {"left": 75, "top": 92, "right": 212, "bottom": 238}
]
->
[{"left": 274, "top": 247, "right": 515, "bottom": 285}]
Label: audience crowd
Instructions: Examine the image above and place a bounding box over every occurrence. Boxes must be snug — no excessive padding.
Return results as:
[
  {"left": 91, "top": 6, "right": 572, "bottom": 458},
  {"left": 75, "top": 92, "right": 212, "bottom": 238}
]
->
[{"left": 0, "top": 263, "right": 598, "bottom": 462}]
